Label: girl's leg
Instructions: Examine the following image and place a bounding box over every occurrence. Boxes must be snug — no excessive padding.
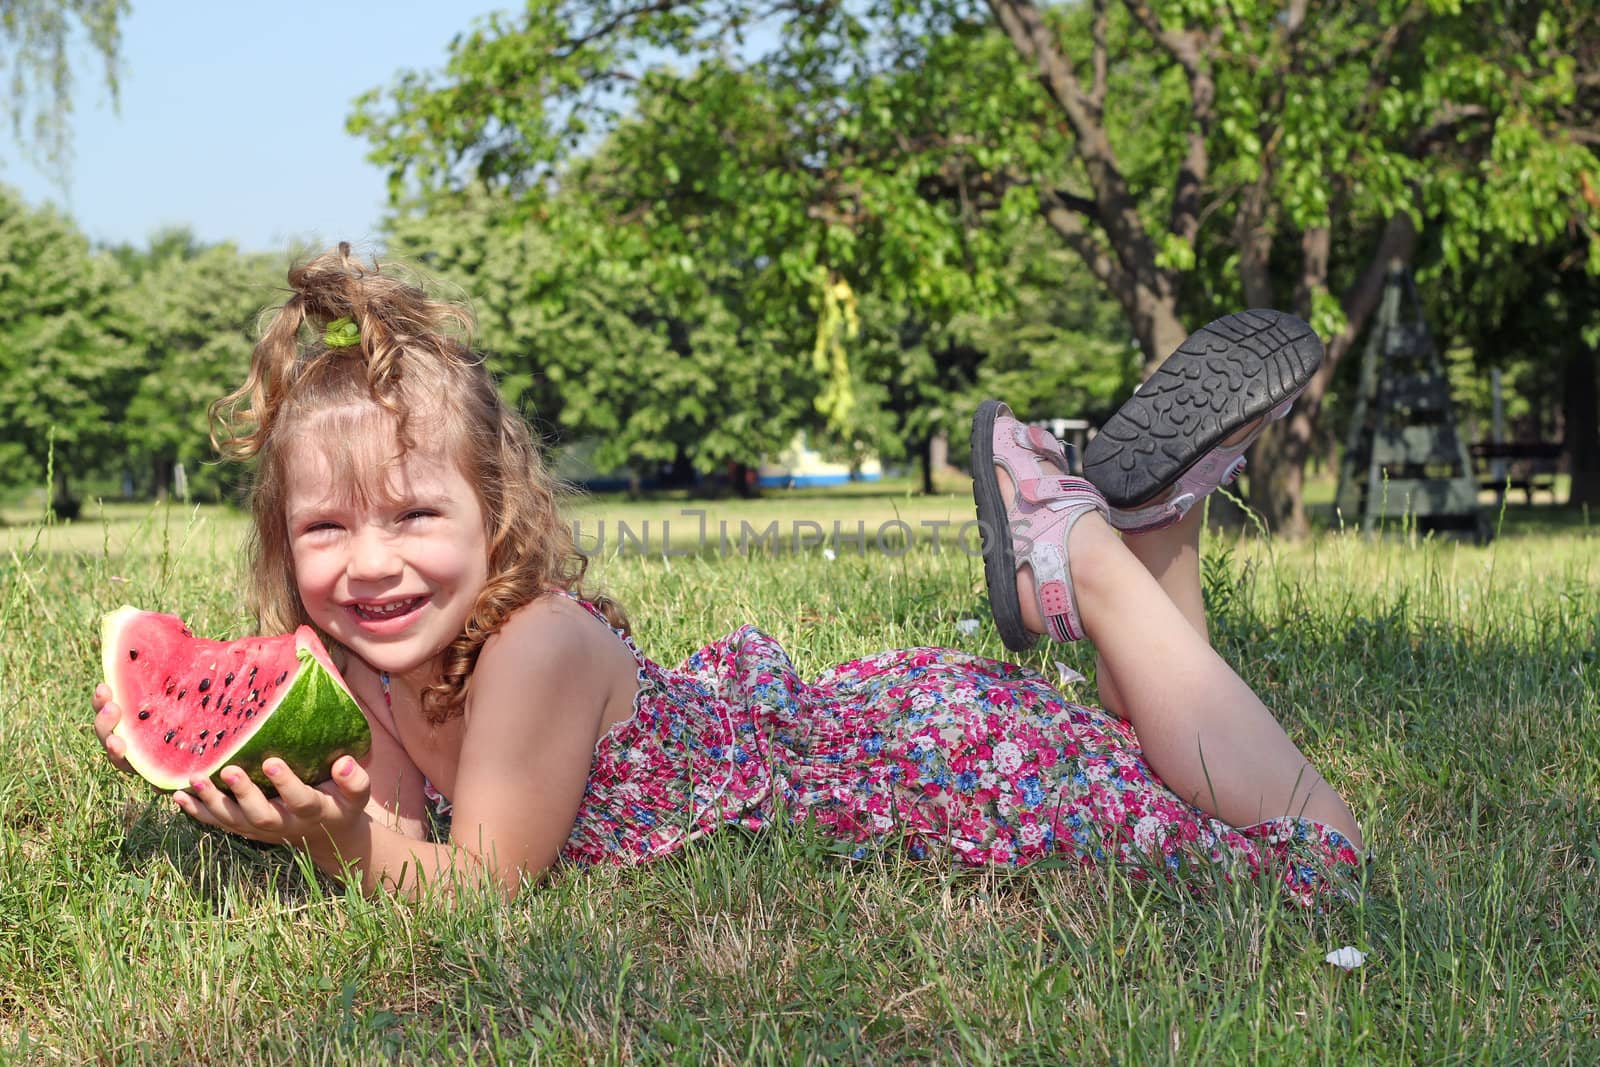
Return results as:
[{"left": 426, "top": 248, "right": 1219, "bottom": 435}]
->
[
  {"left": 1001, "top": 476, "right": 1362, "bottom": 847},
  {"left": 1094, "top": 415, "right": 1262, "bottom": 715},
  {"left": 1095, "top": 506, "right": 1206, "bottom": 719}
]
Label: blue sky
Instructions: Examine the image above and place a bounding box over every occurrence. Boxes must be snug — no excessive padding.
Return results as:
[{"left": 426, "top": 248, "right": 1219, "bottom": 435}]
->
[{"left": 6, "top": 1, "right": 507, "bottom": 253}]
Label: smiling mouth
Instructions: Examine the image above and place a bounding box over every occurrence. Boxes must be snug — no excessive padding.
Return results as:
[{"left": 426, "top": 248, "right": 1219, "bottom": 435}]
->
[{"left": 351, "top": 597, "right": 425, "bottom": 621}]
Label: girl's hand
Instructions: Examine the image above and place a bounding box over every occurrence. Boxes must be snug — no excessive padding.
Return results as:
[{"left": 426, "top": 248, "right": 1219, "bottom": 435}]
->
[
  {"left": 174, "top": 756, "right": 372, "bottom": 850},
  {"left": 92, "top": 684, "right": 136, "bottom": 776}
]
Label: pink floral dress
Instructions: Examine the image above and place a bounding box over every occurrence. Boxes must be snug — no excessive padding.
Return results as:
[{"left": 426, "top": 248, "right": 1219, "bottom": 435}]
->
[{"left": 426, "top": 599, "right": 1363, "bottom": 906}]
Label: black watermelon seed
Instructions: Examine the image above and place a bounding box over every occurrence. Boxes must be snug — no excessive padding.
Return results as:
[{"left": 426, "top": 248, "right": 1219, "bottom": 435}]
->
[
  {"left": 198, "top": 678, "right": 211, "bottom": 693},
  {"left": 164, "top": 679, "right": 176, "bottom": 695},
  {"left": 276, "top": 671, "right": 288, "bottom": 685},
  {"left": 248, "top": 667, "right": 257, "bottom": 680},
  {"left": 137, "top": 710, "right": 151, "bottom": 720},
  {"left": 244, "top": 710, "right": 255, "bottom": 719},
  {"left": 177, "top": 688, "right": 186, "bottom": 699},
  {"left": 215, "top": 730, "right": 226, "bottom": 742},
  {"left": 198, "top": 729, "right": 208, "bottom": 740},
  {"left": 249, "top": 689, "right": 258, "bottom": 702},
  {"left": 163, "top": 730, "right": 176, "bottom": 743},
  {"left": 128, "top": 649, "right": 138, "bottom": 661},
  {"left": 224, "top": 672, "right": 235, "bottom": 686},
  {"left": 200, "top": 695, "right": 210, "bottom": 709},
  {"left": 222, "top": 702, "right": 232, "bottom": 715}
]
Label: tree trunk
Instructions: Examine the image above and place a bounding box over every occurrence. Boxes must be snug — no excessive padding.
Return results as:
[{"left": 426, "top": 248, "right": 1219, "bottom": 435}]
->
[
  {"left": 1135, "top": 299, "right": 1191, "bottom": 379},
  {"left": 1247, "top": 214, "right": 1417, "bottom": 533},
  {"left": 1564, "top": 339, "right": 1600, "bottom": 507},
  {"left": 1248, "top": 415, "right": 1312, "bottom": 536},
  {"left": 151, "top": 454, "right": 171, "bottom": 500}
]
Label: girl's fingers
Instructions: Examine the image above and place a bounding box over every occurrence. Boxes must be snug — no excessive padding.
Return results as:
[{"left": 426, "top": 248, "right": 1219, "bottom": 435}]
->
[
  {"left": 173, "top": 791, "right": 219, "bottom": 827},
  {"left": 214, "top": 768, "right": 283, "bottom": 830},
  {"left": 93, "top": 684, "right": 111, "bottom": 712},
  {"left": 94, "top": 702, "right": 135, "bottom": 774},
  {"left": 328, "top": 756, "right": 371, "bottom": 802},
  {"left": 181, "top": 777, "right": 243, "bottom": 827},
  {"left": 263, "top": 760, "right": 330, "bottom": 821},
  {"left": 93, "top": 700, "right": 120, "bottom": 743}
]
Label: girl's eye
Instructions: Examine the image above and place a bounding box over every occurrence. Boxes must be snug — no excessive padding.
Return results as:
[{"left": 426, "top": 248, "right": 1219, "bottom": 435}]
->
[
  {"left": 401, "top": 509, "right": 437, "bottom": 522},
  {"left": 304, "top": 521, "right": 341, "bottom": 534}
]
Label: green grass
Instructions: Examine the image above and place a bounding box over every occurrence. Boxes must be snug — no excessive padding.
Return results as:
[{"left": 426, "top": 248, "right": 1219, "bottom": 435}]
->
[{"left": 2, "top": 490, "right": 1597, "bottom": 1063}]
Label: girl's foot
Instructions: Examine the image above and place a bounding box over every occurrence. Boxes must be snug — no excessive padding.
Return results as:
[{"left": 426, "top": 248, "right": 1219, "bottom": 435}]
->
[
  {"left": 971, "top": 400, "right": 1112, "bottom": 651},
  {"left": 1083, "top": 309, "right": 1324, "bottom": 533}
]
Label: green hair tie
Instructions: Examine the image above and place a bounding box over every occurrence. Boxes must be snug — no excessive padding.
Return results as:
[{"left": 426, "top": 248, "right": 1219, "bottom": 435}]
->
[{"left": 323, "top": 316, "right": 360, "bottom": 348}]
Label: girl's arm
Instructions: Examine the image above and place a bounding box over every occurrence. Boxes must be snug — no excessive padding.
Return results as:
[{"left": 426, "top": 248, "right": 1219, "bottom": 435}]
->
[
  {"left": 180, "top": 598, "right": 619, "bottom": 898},
  {"left": 431, "top": 598, "right": 620, "bottom": 894}
]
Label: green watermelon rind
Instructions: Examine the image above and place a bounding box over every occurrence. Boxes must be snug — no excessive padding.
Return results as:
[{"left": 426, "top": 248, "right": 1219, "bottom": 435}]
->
[
  {"left": 103, "top": 608, "right": 372, "bottom": 795},
  {"left": 217, "top": 639, "right": 372, "bottom": 794}
]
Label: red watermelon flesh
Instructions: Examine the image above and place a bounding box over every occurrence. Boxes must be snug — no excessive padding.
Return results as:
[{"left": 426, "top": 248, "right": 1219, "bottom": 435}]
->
[{"left": 101, "top": 606, "right": 371, "bottom": 793}]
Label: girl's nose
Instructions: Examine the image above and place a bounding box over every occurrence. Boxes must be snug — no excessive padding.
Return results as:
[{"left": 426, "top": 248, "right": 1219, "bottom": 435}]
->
[{"left": 346, "top": 526, "right": 400, "bottom": 581}]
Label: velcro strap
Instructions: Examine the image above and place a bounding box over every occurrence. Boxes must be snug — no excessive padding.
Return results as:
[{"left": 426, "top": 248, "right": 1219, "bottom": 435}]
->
[
  {"left": 1019, "top": 424, "right": 1069, "bottom": 464},
  {"left": 1016, "top": 475, "right": 1092, "bottom": 507}
]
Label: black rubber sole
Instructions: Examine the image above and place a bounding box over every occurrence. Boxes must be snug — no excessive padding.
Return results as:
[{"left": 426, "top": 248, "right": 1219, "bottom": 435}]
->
[
  {"left": 1082, "top": 309, "right": 1324, "bottom": 509},
  {"left": 970, "top": 400, "right": 1036, "bottom": 653}
]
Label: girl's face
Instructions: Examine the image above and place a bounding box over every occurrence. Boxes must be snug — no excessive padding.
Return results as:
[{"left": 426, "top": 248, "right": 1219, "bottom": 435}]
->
[{"left": 284, "top": 430, "right": 489, "bottom": 684}]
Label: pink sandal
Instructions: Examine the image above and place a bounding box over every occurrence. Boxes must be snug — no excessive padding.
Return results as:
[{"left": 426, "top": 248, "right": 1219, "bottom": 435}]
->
[
  {"left": 1102, "top": 396, "right": 1295, "bottom": 533},
  {"left": 971, "top": 400, "right": 1110, "bottom": 652},
  {"left": 1082, "top": 309, "right": 1324, "bottom": 533}
]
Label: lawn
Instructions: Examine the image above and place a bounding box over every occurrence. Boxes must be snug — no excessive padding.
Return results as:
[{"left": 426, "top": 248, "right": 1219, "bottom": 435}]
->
[{"left": 1, "top": 486, "right": 1596, "bottom": 1063}]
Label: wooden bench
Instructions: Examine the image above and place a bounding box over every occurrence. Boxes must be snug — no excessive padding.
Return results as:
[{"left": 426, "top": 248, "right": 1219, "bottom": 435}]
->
[{"left": 1470, "top": 440, "right": 1564, "bottom": 504}]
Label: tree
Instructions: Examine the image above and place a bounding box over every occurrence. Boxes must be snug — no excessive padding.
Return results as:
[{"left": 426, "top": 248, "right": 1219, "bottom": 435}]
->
[
  {"left": 114, "top": 230, "right": 281, "bottom": 500},
  {"left": 355, "top": 13, "right": 1119, "bottom": 486},
  {"left": 352, "top": 0, "right": 1599, "bottom": 531},
  {"left": 0, "top": 0, "right": 128, "bottom": 177},
  {"left": 0, "top": 184, "right": 135, "bottom": 508},
  {"left": 385, "top": 193, "right": 819, "bottom": 479}
]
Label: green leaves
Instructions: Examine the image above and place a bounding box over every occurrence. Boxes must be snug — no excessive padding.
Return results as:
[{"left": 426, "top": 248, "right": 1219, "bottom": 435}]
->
[
  {"left": 0, "top": 0, "right": 127, "bottom": 178},
  {"left": 0, "top": 187, "right": 136, "bottom": 497}
]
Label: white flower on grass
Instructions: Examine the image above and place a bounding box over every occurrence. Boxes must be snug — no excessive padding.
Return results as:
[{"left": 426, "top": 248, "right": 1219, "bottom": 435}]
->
[
  {"left": 1054, "top": 660, "right": 1085, "bottom": 686},
  {"left": 955, "top": 618, "right": 981, "bottom": 637},
  {"left": 822, "top": 548, "right": 836, "bottom": 561},
  {"left": 1324, "top": 946, "right": 1366, "bottom": 970}
]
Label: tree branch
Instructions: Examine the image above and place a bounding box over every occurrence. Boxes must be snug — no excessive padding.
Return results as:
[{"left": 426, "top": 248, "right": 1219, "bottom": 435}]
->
[
  {"left": 1090, "top": 0, "right": 1109, "bottom": 115},
  {"left": 1120, "top": 0, "right": 1212, "bottom": 247},
  {"left": 1039, "top": 189, "right": 1133, "bottom": 302},
  {"left": 985, "top": 0, "right": 1171, "bottom": 297}
]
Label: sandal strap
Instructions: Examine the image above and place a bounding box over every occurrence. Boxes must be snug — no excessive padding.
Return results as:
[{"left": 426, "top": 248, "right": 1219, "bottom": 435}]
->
[
  {"left": 1017, "top": 498, "right": 1103, "bottom": 641},
  {"left": 1010, "top": 473, "right": 1105, "bottom": 642},
  {"left": 988, "top": 407, "right": 1108, "bottom": 643},
  {"left": 1001, "top": 424, "right": 1085, "bottom": 510},
  {"left": 1106, "top": 396, "right": 1293, "bottom": 534}
]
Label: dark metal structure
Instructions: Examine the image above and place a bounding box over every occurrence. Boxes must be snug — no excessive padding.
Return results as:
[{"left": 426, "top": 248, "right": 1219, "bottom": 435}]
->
[{"left": 1335, "top": 264, "right": 1487, "bottom": 539}]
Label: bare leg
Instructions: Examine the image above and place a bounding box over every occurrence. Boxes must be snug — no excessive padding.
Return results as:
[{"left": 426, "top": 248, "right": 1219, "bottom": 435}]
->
[
  {"left": 1002, "top": 485, "right": 1362, "bottom": 847},
  {"left": 1094, "top": 418, "right": 1258, "bottom": 717},
  {"left": 1096, "top": 505, "right": 1206, "bottom": 719}
]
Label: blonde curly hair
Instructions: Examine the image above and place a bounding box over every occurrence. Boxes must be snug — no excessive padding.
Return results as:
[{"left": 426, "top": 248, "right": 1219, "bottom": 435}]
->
[{"left": 210, "top": 242, "right": 626, "bottom": 724}]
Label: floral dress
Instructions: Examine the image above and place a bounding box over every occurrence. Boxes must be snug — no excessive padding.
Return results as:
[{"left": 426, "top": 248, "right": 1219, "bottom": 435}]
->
[{"left": 426, "top": 599, "right": 1363, "bottom": 906}]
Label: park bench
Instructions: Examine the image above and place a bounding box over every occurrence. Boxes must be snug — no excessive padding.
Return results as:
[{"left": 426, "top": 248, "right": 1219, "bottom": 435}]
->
[{"left": 1469, "top": 440, "right": 1563, "bottom": 504}]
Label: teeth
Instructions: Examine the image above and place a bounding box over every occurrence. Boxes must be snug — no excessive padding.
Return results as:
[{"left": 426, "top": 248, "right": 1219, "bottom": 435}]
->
[{"left": 356, "top": 599, "right": 418, "bottom": 619}]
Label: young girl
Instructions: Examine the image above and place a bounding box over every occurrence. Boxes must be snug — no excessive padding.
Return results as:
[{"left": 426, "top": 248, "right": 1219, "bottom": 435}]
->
[{"left": 93, "top": 246, "right": 1363, "bottom": 904}]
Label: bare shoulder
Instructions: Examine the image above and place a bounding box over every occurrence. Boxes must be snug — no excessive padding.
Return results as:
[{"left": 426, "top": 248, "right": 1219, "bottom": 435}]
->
[
  {"left": 471, "top": 594, "right": 638, "bottom": 712},
  {"left": 483, "top": 593, "right": 621, "bottom": 662}
]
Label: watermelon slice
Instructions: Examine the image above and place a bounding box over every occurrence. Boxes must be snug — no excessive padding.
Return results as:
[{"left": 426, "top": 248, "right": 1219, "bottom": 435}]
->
[{"left": 101, "top": 606, "right": 372, "bottom": 793}]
